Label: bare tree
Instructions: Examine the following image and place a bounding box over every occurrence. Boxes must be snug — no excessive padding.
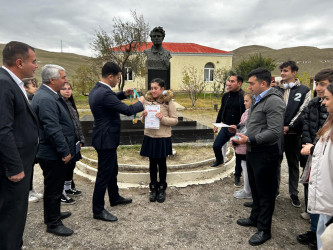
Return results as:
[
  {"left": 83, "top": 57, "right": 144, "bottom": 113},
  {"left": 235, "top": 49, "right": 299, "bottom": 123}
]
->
[
  {"left": 91, "top": 10, "right": 150, "bottom": 90},
  {"left": 181, "top": 66, "right": 206, "bottom": 107}
]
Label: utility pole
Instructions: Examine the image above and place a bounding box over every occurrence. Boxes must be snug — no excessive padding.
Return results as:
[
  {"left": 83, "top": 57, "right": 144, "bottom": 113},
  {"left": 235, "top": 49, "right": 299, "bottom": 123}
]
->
[{"left": 61, "top": 40, "right": 63, "bottom": 53}]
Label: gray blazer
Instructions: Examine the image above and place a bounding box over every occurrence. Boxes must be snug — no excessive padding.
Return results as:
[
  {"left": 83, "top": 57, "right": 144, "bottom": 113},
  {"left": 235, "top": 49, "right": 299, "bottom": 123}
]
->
[{"left": 32, "top": 84, "right": 75, "bottom": 160}]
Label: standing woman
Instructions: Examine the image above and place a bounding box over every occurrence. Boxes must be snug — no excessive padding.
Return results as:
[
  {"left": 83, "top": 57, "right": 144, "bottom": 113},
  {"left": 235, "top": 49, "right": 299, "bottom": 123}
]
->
[
  {"left": 59, "top": 82, "right": 85, "bottom": 204},
  {"left": 140, "top": 78, "right": 178, "bottom": 203},
  {"left": 302, "top": 83, "right": 333, "bottom": 249}
]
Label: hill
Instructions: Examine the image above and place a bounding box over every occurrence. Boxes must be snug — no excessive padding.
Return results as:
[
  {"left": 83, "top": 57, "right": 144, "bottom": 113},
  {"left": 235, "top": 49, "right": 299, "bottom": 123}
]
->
[
  {"left": 0, "top": 44, "right": 90, "bottom": 83},
  {"left": 232, "top": 45, "right": 333, "bottom": 77}
]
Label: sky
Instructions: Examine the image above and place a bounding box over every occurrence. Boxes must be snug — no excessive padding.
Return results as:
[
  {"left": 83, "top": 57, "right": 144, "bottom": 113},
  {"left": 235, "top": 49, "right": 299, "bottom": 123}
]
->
[{"left": 0, "top": 0, "right": 332, "bottom": 57}]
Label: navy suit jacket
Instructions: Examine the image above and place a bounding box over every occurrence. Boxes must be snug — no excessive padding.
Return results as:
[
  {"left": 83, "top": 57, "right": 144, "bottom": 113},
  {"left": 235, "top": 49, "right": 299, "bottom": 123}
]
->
[
  {"left": 89, "top": 82, "right": 144, "bottom": 149},
  {"left": 0, "top": 68, "right": 39, "bottom": 177},
  {"left": 32, "top": 84, "right": 75, "bottom": 160}
]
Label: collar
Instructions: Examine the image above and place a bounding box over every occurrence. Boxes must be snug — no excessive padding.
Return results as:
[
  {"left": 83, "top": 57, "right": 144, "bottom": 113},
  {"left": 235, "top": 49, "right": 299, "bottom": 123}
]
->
[
  {"left": 99, "top": 81, "right": 113, "bottom": 90},
  {"left": 2, "top": 66, "right": 28, "bottom": 100},
  {"left": 254, "top": 87, "right": 271, "bottom": 104},
  {"left": 43, "top": 83, "right": 58, "bottom": 94}
]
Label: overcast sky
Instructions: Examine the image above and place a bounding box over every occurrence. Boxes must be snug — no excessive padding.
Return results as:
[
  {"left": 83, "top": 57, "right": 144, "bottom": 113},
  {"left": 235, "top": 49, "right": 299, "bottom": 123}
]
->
[{"left": 1, "top": 0, "right": 332, "bottom": 57}]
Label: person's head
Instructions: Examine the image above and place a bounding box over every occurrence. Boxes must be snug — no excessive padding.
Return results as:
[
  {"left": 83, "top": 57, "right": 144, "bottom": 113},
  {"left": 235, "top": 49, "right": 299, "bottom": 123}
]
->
[
  {"left": 150, "top": 78, "right": 165, "bottom": 99},
  {"left": 60, "top": 82, "right": 73, "bottom": 99},
  {"left": 101, "top": 62, "right": 122, "bottom": 87},
  {"left": 2, "top": 41, "right": 38, "bottom": 79},
  {"left": 317, "top": 83, "right": 333, "bottom": 141},
  {"left": 23, "top": 78, "right": 38, "bottom": 95},
  {"left": 314, "top": 69, "right": 333, "bottom": 98},
  {"left": 247, "top": 68, "right": 272, "bottom": 96},
  {"left": 244, "top": 93, "right": 252, "bottom": 109},
  {"left": 42, "top": 64, "right": 67, "bottom": 92},
  {"left": 279, "top": 61, "right": 298, "bottom": 83},
  {"left": 226, "top": 74, "right": 243, "bottom": 92},
  {"left": 150, "top": 26, "right": 165, "bottom": 47}
]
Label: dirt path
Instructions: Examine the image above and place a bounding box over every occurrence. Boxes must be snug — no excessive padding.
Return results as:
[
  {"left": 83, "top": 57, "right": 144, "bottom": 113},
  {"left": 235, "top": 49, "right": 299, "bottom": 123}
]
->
[{"left": 24, "top": 159, "right": 309, "bottom": 250}]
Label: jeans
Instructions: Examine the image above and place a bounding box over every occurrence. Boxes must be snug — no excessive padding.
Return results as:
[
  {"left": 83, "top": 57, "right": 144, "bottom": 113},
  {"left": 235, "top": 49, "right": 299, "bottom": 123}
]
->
[{"left": 213, "top": 127, "right": 235, "bottom": 162}]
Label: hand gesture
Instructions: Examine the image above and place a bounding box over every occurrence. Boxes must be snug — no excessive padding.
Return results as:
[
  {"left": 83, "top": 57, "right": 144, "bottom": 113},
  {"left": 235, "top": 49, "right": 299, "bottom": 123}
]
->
[
  {"left": 8, "top": 171, "right": 25, "bottom": 182},
  {"left": 231, "top": 133, "right": 248, "bottom": 145},
  {"left": 155, "top": 112, "right": 163, "bottom": 120},
  {"left": 213, "top": 126, "right": 218, "bottom": 133},
  {"left": 138, "top": 96, "right": 145, "bottom": 103},
  {"left": 228, "top": 125, "right": 237, "bottom": 133},
  {"left": 124, "top": 88, "right": 134, "bottom": 96},
  {"left": 301, "top": 143, "right": 314, "bottom": 156},
  {"left": 62, "top": 154, "right": 71, "bottom": 164},
  {"left": 143, "top": 110, "right": 148, "bottom": 117}
]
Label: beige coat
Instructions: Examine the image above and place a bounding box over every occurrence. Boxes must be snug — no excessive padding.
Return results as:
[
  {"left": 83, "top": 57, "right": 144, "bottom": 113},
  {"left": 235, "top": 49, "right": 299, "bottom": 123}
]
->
[
  {"left": 141, "top": 90, "right": 178, "bottom": 138},
  {"left": 307, "top": 129, "right": 333, "bottom": 216}
]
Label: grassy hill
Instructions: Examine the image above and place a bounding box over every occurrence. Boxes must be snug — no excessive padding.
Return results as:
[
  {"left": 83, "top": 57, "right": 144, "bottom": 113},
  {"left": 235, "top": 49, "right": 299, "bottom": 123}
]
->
[
  {"left": 0, "top": 44, "right": 90, "bottom": 83},
  {"left": 232, "top": 45, "right": 333, "bottom": 77}
]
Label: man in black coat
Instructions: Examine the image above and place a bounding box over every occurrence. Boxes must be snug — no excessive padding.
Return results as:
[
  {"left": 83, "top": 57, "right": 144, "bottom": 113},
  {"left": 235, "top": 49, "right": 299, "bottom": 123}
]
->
[
  {"left": 89, "top": 62, "right": 145, "bottom": 222},
  {"left": 32, "top": 64, "right": 75, "bottom": 236},
  {"left": 0, "top": 41, "right": 39, "bottom": 249}
]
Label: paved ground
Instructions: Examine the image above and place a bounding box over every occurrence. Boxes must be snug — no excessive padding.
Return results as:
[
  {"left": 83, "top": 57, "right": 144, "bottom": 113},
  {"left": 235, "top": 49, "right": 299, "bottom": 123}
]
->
[{"left": 23, "top": 158, "right": 309, "bottom": 250}]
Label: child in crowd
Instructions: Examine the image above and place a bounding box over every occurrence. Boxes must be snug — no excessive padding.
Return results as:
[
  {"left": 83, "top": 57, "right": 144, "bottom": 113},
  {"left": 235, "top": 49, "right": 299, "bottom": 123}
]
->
[
  {"left": 140, "top": 78, "right": 178, "bottom": 203},
  {"left": 59, "top": 82, "right": 85, "bottom": 205},
  {"left": 232, "top": 93, "right": 252, "bottom": 199}
]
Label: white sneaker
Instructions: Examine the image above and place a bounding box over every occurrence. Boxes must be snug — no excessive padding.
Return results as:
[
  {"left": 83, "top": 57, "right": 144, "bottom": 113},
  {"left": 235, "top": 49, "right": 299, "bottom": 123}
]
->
[
  {"left": 28, "top": 193, "right": 39, "bottom": 203},
  {"left": 30, "top": 190, "right": 43, "bottom": 199},
  {"left": 233, "top": 190, "right": 252, "bottom": 199},
  {"left": 300, "top": 212, "right": 310, "bottom": 220}
]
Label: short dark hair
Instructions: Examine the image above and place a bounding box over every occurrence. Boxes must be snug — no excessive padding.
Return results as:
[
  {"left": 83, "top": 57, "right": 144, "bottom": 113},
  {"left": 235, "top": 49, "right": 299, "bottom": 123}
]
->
[
  {"left": 230, "top": 73, "right": 243, "bottom": 84},
  {"left": 3, "top": 41, "right": 35, "bottom": 67},
  {"left": 151, "top": 78, "right": 165, "bottom": 88},
  {"left": 22, "top": 78, "right": 37, "bottom": 88},
  {"left": 248, "top": 68, "right": 272, "bottom": 86},
  {"left": 150, "top": 26, "right": 165, "bottom": 39},
  {"left": 101, "top": 62, "right": 122, "bottom": 78},
  {"left": 314, "top": 68, "right": 333, "bottom": 83},
  {"left": 279, "top": 60, "right": 299, "bottom": 72}
]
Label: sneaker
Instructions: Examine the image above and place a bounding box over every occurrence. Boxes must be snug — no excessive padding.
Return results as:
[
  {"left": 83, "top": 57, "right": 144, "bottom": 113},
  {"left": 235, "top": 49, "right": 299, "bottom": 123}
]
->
[
  {"left": 290, "top": 194, "right": 301, "bottom": 208},
  {"left": 234, "top": 176, "right": 242, "bottom": 187},
  {"left": 61, "top": 194, "right": 76, "bottom": 205},
  {"left": 300, "top": 212, "right": 310, "bottom": 220},
  {"left": 65, "top": 188, "right": 82, "bottom": 196},
  {"left": 234, "top": 190, "right": 252, "bottom": 199},
  {"left": 29, "top": 194, "right": 39, "bottom": 203},
  {"left": 30, "top": 190, "right": 43, "bottom": 199}
]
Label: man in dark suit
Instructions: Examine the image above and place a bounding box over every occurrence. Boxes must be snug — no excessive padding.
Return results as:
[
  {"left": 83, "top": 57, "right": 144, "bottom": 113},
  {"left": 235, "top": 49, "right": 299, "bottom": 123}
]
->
[
  {"left": 89, "top": 62, "right": 144, "bottom": 221},
  {"left": 31, "top": 64, "right": 75, "bottom": 236},
  {"left": 0, "top": 41, "right": 39, "bottom": 249}
]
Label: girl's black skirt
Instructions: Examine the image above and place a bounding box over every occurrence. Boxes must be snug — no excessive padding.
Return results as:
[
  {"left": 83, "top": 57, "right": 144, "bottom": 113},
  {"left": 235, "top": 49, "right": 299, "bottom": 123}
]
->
[{"left": 140, "top": 136, "right": 172, "bottom": 158}]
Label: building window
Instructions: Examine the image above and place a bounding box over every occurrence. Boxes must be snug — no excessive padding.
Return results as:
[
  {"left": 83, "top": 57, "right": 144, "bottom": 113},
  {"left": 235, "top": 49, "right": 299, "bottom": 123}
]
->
[
  {"left": 125, "top": 67, "right": 133, "bottom": 81},
  {"left": 204, "top": 63, "right": 214, "bottom": 82}
]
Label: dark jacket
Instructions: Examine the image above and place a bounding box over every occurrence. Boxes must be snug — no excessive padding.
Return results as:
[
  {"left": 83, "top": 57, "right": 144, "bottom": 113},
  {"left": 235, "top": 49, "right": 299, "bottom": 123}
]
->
[
  {"left": 301, "top": 97, "right": 328, "bottom": 145},
  {"left": 216, "top": 89, "right": 245, "bottom": 125},
  {"left": 32, "top": 84, "right": 75, "bottom": 160},
  {"left": 246, "top": 88, "right": 285, "bottom": 149},
  {"left": 0, "top": 68, "right": 39, "bottom": 177},
  {"left": 89, "top": 82, "right": 144, "bottom": 150}
]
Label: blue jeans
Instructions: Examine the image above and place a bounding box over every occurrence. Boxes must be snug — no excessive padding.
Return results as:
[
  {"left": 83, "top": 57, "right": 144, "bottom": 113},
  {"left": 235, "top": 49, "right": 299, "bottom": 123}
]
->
[
  {"left": 213, "top": 127, "right": 235, "bottom": 162},
  {"left": 310, "top": 213, "right": 319, "bottom": 232}
]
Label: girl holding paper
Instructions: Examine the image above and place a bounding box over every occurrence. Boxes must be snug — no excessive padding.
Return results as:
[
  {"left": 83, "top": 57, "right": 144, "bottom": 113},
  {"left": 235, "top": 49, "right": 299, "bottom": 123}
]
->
[{"left": 140, "top": 78, "right": 178, "bottom": 203}]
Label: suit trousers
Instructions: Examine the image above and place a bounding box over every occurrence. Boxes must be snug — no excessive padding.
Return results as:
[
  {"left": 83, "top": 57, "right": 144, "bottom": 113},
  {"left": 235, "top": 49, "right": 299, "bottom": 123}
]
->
[
  {"left": 38, "top": 158, "right": 66, "bottom": 227},
  {"left": 93, "top": 148, "right": 120, "bottom": 214},
  {"left": 0, "top": 151, "right": 34, "bottom": 250},
  {"left": 247, "top": 144, "right": 279, "bottom": 232}
]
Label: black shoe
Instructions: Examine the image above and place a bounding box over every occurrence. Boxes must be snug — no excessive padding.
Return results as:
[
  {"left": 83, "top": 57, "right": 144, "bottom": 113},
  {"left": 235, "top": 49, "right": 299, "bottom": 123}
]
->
[
  {"left": 60, "top": 212, "right": 72, "bottom": 220},
  {"left": 308, "top": 241, "right": 318, "bottom": 250},
  {"left": 93, "top": 209, "right": 118, "bottom": 222},
  {"left": 249, "top": 231, "right": 271, "bottom": 246},
  {"left": 111, "top": 196, "right": 132, "bottom": 207},
  {"left": 243, "top": 201, "right": 253, "bottom": 208},
  {"left": 234, "top": 176, "right": 241, "bottom": 187},
  {"left": 157, "top": 189, "right": 166, "bottom": 203},
  {"left": 61, "top": 194, "right": 76, "bottom": 205},
  {"left": 65, "top": 188, "right": 82, "bottom": 196},
  {"left": 290, "top": 194, "right": 301, "bottom": 208},
  {"left": 236, "top": 218, "right": 256, "bottom": 227},
  {"left": 210, "top": 160, "right": 223, "bottom": 167},
  {"left": 46, "top": 225, "right": 73, "bottom": 236},
  {"left": 297, "top": 231, "right": 316, "bottom": 245},
  {"left": 149, "top": 184, "right": 157, "bottom": 202}
]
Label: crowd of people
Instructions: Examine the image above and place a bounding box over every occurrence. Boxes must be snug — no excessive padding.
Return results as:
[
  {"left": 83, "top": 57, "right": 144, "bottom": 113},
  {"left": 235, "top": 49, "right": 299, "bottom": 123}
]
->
[{"left": 0, "top": 40, "right": 332, "bottom": 249}]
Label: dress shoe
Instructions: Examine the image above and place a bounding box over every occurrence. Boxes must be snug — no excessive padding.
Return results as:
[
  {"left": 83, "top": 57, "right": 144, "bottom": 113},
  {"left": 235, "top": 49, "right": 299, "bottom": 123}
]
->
[
  {"left": 249, "top": 230, "right": 271, "bottom": 246},
  {"left": 93, "top": 209, "right": 118, "bottom": 222},
  {"left": 210, "top": 160, "right": 222, "bottom": 167},
  {"left": 297, "top": 231, "right": 316, "bottom": 245},
  {"left": 60, "top": 211, "right": 72, "bottom": 220},
  {"left": 46, "top": 225, "right": 73, "bottom": 236},
  {"left": 236, "top": 218, "right": 257, "bottom": 227},
  {"left": 111, "top": 196, "right": 132, "bottom": 207},
  {"left": 243, "top": 201, "right": 253, "bottom": 208}
]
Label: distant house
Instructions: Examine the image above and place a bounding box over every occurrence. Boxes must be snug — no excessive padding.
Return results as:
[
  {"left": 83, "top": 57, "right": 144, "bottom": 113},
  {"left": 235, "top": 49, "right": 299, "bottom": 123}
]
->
[{"left": 120, "top": 42, "right": 232, "bottom": 91}]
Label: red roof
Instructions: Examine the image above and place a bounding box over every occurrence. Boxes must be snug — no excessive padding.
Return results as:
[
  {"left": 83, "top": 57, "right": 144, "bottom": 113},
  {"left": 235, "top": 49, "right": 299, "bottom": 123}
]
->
[{"left": 112, "top": 42, "right": 231, "bottom": 54}]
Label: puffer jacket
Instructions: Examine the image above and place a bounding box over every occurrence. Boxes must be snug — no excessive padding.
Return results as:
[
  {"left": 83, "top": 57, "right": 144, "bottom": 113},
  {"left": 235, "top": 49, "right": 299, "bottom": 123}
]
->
[
  {"left": 142, "top": 90, "right": 178, "bottom": 138},
  {"left": 307, "top": 129, "right": 333, "bottom": 216},
  {"left": 301, "top": 97, "right": 328, "bottom": 144}
]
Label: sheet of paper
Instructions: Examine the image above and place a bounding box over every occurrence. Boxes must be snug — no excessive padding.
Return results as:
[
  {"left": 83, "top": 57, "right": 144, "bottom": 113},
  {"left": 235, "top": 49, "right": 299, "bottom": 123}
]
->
[
  {"left": 145, "top": 105, "right": 160, "bottom": 129},
  {"left": 212, "top": 123, "right": 230, "bottom": 128}
]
